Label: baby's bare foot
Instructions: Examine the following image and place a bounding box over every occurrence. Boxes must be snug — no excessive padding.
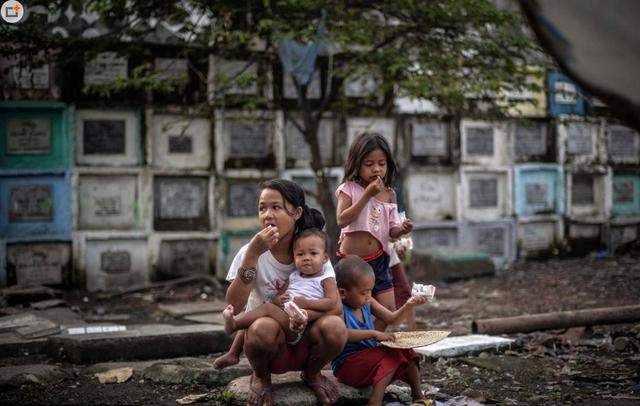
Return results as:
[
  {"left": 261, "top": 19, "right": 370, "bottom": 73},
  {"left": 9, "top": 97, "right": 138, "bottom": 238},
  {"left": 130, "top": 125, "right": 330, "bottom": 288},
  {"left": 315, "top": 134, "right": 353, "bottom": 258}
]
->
[
  {"left": 213, "top": 352, "right": 240, "bottom": 370},
  {"left": 222, "top": 305, "right": 236, "bottom": 335}
]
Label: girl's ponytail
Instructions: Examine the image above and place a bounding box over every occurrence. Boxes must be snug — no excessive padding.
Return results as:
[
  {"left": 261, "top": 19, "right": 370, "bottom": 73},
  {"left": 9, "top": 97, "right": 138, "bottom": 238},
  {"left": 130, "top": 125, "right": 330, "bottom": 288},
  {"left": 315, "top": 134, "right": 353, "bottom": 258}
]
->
[{"left": 296, "top": 205, "right": 326, "bottom": 233}]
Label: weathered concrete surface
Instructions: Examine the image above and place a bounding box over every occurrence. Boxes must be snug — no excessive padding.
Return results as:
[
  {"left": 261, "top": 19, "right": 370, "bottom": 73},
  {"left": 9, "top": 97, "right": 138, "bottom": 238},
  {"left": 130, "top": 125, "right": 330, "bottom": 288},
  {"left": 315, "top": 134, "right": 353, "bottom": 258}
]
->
[
  {"left": 143, "top": 357, "right": 251, "bottom": 386},
  {"left": 411, "top": 248, "right": 495, "bottom": 281},
  {"left": 49, "top": 324, "right": 233, "bottom": 363},
  {"left": 158, "top": 301, "right": 227, "bottom": 318},
  {"left": 184, "top": 312, "right": 224, "bottom": 325},
  {"left": 0, "top": 331, "right": 49, "bottom": 357},
  {"left": 415, "top": 335, "right": 514, "bottom": 358},
  {"left": 0, "top": 364, "right": 73, "bottom": 387}
]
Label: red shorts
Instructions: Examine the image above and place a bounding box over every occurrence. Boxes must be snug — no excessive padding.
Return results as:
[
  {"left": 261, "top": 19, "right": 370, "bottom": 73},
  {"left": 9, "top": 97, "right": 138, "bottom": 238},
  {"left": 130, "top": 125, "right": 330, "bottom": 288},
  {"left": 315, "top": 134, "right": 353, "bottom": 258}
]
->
[
  {"left": 269, "top": 339, "right": 310, "bottom": 374},
  {"left": 391, "top": 263, "right": 412, "bottom": 308},
  {"left": 334, "top": 346, "right": 419, "bottom": 388}
]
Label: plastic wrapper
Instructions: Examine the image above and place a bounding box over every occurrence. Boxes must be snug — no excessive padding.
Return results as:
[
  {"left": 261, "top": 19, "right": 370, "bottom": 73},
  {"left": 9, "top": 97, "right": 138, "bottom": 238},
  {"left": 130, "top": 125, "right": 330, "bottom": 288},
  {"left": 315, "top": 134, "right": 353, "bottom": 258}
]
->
[
  {"left": 411, "top": 283, "right": 436, "bottom": 300},
  {"left": 283, "top": 301, "right": 307, "bottom": 322}
]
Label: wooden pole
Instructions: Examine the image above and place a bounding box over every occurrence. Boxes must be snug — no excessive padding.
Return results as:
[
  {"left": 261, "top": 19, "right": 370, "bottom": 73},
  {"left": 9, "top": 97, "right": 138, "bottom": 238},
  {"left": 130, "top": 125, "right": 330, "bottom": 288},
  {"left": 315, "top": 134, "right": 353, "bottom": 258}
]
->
[{"left": 472, "top": 305, "right": 640, "bottom": 335}]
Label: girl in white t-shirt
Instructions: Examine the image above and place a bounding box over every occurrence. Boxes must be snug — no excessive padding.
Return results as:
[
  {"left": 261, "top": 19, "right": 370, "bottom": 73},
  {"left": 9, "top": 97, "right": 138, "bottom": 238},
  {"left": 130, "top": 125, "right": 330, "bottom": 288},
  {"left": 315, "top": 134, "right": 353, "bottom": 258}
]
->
[
  {"left": 222, "top": 229, "right": 336, "bottom": 344},
  {"left": 214, "top": 179, "right": 346, "bottom": 406}
]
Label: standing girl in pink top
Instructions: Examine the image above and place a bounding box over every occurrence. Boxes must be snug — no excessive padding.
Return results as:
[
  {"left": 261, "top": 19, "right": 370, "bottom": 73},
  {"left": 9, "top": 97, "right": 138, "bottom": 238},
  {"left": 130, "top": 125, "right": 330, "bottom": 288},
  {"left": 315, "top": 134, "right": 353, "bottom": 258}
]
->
[{"left": 336, "top": 132, "right": 413, "bottom": 329}]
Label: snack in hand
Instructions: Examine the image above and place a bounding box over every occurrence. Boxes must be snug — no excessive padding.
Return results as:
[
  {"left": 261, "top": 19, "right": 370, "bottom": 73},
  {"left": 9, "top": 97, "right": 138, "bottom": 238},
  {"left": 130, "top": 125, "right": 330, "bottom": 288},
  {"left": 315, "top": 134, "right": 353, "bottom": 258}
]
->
[
  {"left": 283, "top": 301, "right": 307, "bottom": 322},
  {"left": 411, "top": 283, "right": 436, "bottom": 300}
]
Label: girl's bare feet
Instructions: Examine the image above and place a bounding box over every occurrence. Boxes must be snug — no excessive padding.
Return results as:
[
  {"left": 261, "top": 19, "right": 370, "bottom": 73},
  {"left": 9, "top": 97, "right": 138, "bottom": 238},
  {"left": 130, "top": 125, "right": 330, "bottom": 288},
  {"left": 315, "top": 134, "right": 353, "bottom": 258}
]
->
[{"left": 222, "top": 305, "right": 237, "bottom": 334}]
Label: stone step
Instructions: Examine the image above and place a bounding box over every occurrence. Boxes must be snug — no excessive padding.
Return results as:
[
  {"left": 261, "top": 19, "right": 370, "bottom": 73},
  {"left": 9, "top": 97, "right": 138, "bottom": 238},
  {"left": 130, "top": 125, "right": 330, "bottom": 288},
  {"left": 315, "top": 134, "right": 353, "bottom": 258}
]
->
[
  {"left": 414, "top": 334, "right": 515, "bottom": 358},
  {"left": 49, "top": 324, "right": 233, "bottom": 363}
]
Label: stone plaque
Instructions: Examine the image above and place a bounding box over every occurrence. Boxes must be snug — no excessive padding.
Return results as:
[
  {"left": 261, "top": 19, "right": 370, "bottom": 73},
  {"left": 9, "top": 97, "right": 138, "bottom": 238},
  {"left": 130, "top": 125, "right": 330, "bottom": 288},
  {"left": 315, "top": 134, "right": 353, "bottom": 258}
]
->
[
  {"left": 609, "top": 127, "right": 637, "bottom": 158},
  {"left": 160, "top": 240, "right": 209, "bottom": 277},
  {"left": 83, "top": 120, "right": 126, "bottom": 155},
  {"left": 84, "top": 52, "right": 128, "bottom": 85},
  {"left": 9, "top": 184, "right": 53, "bottom": 222},
  {"left": 515, "top": 125, "right": 546, "bottom": 156},
  {"left": 227, "top": 183, "right": 260, "bottom": 217},
  {"left": 567, "top": 123, "right": 592, "bottom": 155},
  {"left": 469, "top": 178, "right": 498, "bottom": 208},
  {"left": 11, "top": 64, "right": 50, "bottom": 89},
  {"left": 100, "top": 251, "right": 131, "bottom": 274},
  {"left": 474, "top": 228, "right": 505, "bottom": 256},
  {"left": 157, "top": 178, "right": 207, "bottom": 219},
  {"left": 168, "top": 135, "right": 193, "bottom": 153},
  {"left": 613, "top": 181, "right": 634, "bottom": 203},
  {"left": 554, "top": 81, "right": 577, "bottom": 104},
  {"left": 465, "top": 127, "right": 494, "bottom": 156},
  {"left": 8, "top": 243, "right": 68, "bottom": 286},
  {"left": 94, "top": 196, "right": 122, "bottom": 216},
  {"left": 521, "top": 224, "right": 553, "bottom": 251},
  {"left": 413, "top": 228, "right": 458, "bottom": 249},
  {"left": 287, "top": 119, "right": 332, "bottom": 162},
  {"left": 572, "top": 175, "right": 594, "bottom": 205},
  {"left": 154, "top": 58, "right": 188, "bottom": 81},
  {"left": 412, "top": 122, "right": 447, "bottom": 157},
  {"left": 525, "top": 182, "right": 548, "bottom": 204},
  {"left": 6, "top": 119, "right": 51, "bottom": 155},
  {"left": 228, "top": 120, "right": 268, "bottom": 157},
  {"left": 79, "top": 175, "right": 137, "bottom": 229}
]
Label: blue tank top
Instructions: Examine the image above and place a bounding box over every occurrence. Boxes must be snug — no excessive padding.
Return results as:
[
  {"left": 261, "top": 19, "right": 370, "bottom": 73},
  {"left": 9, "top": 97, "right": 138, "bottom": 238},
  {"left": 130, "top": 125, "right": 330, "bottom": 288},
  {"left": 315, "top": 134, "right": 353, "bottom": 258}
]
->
[{"left": 331, "top": 303, "right": 379, "bottom": 373}]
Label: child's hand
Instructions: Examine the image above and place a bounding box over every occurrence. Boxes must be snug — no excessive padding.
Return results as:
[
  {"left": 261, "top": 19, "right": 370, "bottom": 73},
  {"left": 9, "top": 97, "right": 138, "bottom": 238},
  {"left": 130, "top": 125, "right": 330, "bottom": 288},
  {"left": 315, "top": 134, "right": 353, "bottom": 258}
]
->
[
  {"left": 273, "top": 293, "right": 290, "bottom": 308},
  {"left": 364, "top": 176, "right": 385, "bottom": 198},
  {"left": 247, "top": 225, "right": 280, "bottom": 257},
  {"left": 373, "top": 331, "right": 396, "bottom": 342},
  {"left": 407, "top": 295, "right": 431, "bottom": 306},
  {"left": 399, "top": 218, "right": 413, "bottom": 235}
]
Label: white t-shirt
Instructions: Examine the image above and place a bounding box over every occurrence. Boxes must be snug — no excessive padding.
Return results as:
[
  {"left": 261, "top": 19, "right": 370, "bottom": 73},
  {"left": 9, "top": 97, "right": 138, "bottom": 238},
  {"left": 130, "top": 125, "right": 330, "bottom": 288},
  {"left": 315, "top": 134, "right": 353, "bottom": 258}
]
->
[
  {"left": 287, "top": 268, "right": 334, "bottom": 301},
  {"left": 226, "top": 244, "right": 336, "bottom": 311}
]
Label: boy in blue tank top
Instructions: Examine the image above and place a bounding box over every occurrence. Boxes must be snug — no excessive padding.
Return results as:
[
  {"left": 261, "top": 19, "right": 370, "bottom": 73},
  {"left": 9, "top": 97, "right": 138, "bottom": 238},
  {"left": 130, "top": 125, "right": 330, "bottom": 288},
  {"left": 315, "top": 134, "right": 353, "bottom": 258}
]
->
[{"left": 332, "top": 255, "right": 433, "bottom": 406}]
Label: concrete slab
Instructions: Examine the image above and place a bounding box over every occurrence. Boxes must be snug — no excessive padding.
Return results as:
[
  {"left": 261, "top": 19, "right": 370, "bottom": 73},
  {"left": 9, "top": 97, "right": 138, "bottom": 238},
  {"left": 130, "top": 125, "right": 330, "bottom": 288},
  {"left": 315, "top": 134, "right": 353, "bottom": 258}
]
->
[
  {"left": 0, "top": 331, "right": 49, "bottom": 357},
  {"left": 411, "top": 248, "right": 495, "bottom": 281},
  {"left": 144, "top": 357, "right": 252, "bottom": 386},
  {"left": 415, "top": 335, "right": 514, "bottom": 358},
  {"left": 158, "top": 301, "right": 227, "bottom": 318},
  {"left": 184, "top": 312, "right": 224, "bottom": 325},
  {"left": 30, "top": 299, "right": 66, "bottom": 310},
  {"left": 49, "top": 324, "right": 233, "bottom": 363}
]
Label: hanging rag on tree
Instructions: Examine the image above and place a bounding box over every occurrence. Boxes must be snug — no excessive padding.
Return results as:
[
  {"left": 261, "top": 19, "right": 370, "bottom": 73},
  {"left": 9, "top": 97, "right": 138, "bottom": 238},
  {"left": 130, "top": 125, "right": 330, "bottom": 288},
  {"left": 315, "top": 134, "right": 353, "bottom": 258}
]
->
[{"left": 277, "top": 10, "right": 327, "bottom": 86}]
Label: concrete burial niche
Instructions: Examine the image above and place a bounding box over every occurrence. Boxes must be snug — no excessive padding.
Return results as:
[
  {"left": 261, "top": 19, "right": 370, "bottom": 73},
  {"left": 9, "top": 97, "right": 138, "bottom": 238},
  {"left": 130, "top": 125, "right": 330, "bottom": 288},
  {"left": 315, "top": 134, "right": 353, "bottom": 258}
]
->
[
  {"left": 0, "top": 101, "right": 70, "bottom": 170},
  {"left": 461, "top": 220, "right": 516, "bottom": 268},
  {"left": 285, "top": 115, "right": 335, "bottom": 167},
  {"left": 282, "top": 168, "right": 343, "bottom": 214},
  {"left": 75, "top": 109, "right": 141, "bottom": 166},
  {"left": 460, "top": 120, "right": 510, "bottom": 166},
  {"left": 83, "top": 52, "right": 128, "bottom": 86},
  {"left": 557, "top": 121, "right": 602, "bottom": 165},
  {"left": 153, "top": 176, "right": 210, "bottom": 231},
  {"left": 0, "top": 172, "right": 72, "bottom": 241},
  {"left": 567, "top": 221, "right": 604, "bottom": 257},
  {"left": 412, "top": 222, "right": 461, "bottom": 250},
  {"left": 210, "top": 58, "right": 259, "bottom": 95},
  {"left": 511, "top": 121, "right": 554, "bottom": 163},
  {"left": 607, "top": 222, "right": 639, "bottom": 253},
  {"left": 611, "top": 173, "right": 640, "bottom": 218},
  {"left": 150, "top": 114, "right": 212, "bottom": 169},
  {"left": 344, "top": 74, "right": 379, "bottom": 98},
  {"left": 406, "top": 119, "right": 451, "bottom": 165},
  {"left": 5, "top": 242, "right": 71, "bottom": 287},
  {"left": 283, "top": 70, "right": 321, "bottom": 99},
  {"left": 215, "top": 111, "right": 277, "bottom": 171},
  {"left": 513, "top": 164, "right": 564, "bottom": 217},
  {"left": 346, "top": 117, "right": 396, "bottom": 153},
  {"left": 517, "top": 218, "right": 564, "bottom": 259},
  {"left": 77, "top": 174, "right": 140, "bottom": 230},
  {"left": 84, "top": 237, "right": 148, "bottom": 292},
  {"left": 459, "top": 166, "right": 512, "bottom": 221},
  {"left": 405, "top": 170, "right": 458, "bottom": 222},
  {"left": 156, "top": 239, "right": 213, "bottom": 280},
  {"left": 1, "top": 52, "right": 62, "bottom": 100},
  {"left": 547, "top": 71, "right": 586, "bottom": 117},
  {"left": 565, "top": 169, "right": 611, "bottom": 221},
  {"left": 607, "top": 124, "right": 640, "bottom": 165}
]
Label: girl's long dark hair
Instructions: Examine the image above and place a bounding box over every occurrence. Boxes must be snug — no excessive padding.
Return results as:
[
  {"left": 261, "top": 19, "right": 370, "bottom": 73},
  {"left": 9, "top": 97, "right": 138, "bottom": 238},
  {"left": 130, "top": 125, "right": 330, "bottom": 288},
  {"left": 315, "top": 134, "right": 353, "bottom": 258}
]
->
[
  {"left": 260, "top": 179, "right": 325, "bottom": 234},
  {"left": 342, "top": 132, "right": 397, "bottom": 187}
]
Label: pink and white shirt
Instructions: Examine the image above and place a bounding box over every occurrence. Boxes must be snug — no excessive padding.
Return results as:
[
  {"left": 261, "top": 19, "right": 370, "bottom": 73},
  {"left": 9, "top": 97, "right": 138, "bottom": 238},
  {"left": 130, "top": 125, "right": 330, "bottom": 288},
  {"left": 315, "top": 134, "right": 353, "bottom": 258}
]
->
[{"left": 335, "top": 181, "right": 401, "bottom": 256}]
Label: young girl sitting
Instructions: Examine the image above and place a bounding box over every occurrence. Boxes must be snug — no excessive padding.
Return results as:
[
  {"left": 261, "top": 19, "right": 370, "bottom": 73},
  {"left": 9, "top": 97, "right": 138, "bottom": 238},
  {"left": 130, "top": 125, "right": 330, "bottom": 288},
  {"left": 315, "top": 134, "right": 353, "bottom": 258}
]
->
[
  {"left": 336, "top": 132, "right": 413, "bottom": 327},
  {"left": 222, "top": 229, "right": 337, "bottom": 345},
  {"left": 332, "top": 255, "right": 432, "bottom": 406}
]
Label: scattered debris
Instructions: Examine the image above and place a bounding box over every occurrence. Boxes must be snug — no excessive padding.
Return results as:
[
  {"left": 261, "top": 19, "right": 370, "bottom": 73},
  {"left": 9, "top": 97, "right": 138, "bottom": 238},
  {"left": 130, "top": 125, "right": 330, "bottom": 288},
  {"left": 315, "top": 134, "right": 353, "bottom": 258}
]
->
[
  {"left": 65, "top": 325, "right": 127, "bottom": 335},
  {"left": 30, "top": 299, "right": 66, "bottom": 310},
  {"left": 16, "top": 319, "right": 60, "bottom": 339},
  {"left": 175, "top": 393, "right": 215, "bottom": 404},
  {"left": 94, "top": 367, "right": 133, "bottom": 384}
]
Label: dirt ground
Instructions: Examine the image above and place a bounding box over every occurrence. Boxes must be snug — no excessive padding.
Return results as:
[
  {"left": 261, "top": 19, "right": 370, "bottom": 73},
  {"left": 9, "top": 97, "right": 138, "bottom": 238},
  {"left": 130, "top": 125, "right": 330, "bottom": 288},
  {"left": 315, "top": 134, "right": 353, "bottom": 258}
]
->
[{"left": 1, "top": 254, "right": 639, "bottom": 405}]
